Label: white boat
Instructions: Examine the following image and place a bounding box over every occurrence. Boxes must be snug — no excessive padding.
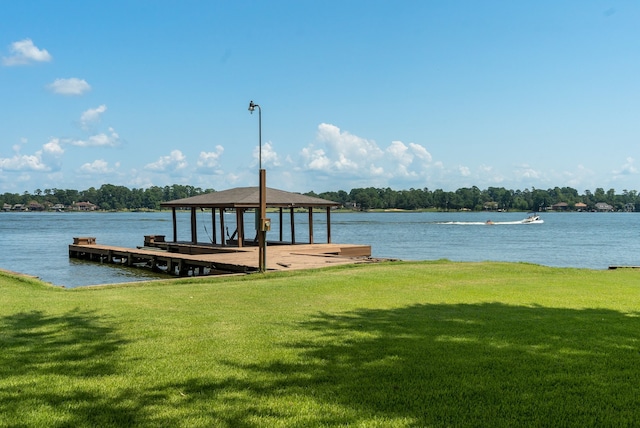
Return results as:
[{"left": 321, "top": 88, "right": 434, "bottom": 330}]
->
[{"left": 522, "top": 213, "right": 543, "bottom": 224}]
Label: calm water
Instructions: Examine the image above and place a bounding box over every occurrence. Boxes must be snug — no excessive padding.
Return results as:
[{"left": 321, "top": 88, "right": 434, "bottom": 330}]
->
[{"left": 1, "top": 210, "right": 639, "bottom": 287}]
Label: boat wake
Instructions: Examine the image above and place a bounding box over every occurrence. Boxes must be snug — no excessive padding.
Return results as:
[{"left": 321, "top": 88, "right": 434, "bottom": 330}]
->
[
  {"left": 437, "top": 215, "right": 544, "bottom": 226},
  {"left": 437, "top": 220, "right": 543, "bottom": 225}
]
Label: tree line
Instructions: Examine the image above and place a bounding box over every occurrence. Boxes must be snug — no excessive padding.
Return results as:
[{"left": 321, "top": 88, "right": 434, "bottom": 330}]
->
[
  {"left": 310, "top": 186, "right": 639, "bottom": 212},
  {"left": 1, "top": 184, "right": 213, "bottom": 211},
  {"left": 1, "top": 184, "right": 639, "bottom": 212}
]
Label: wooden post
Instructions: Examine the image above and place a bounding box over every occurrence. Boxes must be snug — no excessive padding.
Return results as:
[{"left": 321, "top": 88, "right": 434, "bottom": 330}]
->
[
  {"left": 308, "top": 206, "right": 314, "bottom": 244},
  {"left": 172, "top": 207, "right": 177, "bottom": 242},
  {"left": 236, "top": 209, "right": 243, "bottom": 248},
  {"left": 279, "top": 208, "right": 283, "bottom": 242},
  {"left": 326, "top": 206, "right": 331, "bottom": 243},
  {"left": 220, "top": 208, "right": 226, "bottom": 246},
  {"left": 290, "top": 207, "right": 296, "bottom": 244},
  {"left": 258, "top": 168, "right": 267, "bottom": 272},
  {"left": 190, "top": 207, "right": 197, "bottom": 244},
  {"left": 211, "top": 209, "right": 217, "bottom": 244}
]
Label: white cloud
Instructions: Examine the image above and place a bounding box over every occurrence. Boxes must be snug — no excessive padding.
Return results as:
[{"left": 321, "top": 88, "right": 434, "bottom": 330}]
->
[
  {"left": 2, "top": 39, "right": 52, "bottom": 66},
  {"left": 408, "top": 143, "right": 432, "bottom": 162},
  {"left": 145, "top": 149, "right": 188, "bottom": 172},
  {"left": 253, "top": 141, "right": 280, "bottom": 167},
  {"left": 0, "top": 153, "right": 49, "bottom": 171},
  {"left": 386, "top": 141, "right": 413, "bottom": 166},
  {"left": 300, "top": 124, "right": 436, "bottom": 185},
  {"left": 302, "top": 123, "right": 384, "bottom": 176},
  {"left": 70, "top": 128, "right": 120, "bottom": 147},
  {"left": 613, "top": 157, "right": 637, "bottom": 176},
  {"left": 301, "top": 146, "right": 331, "bottom": 171},
  {"left": 197, "top": 145, "right": 224, "bottom": 171},
  {"left": 80, "top": 159, "right": 114, "bottom": 174},
  {"left": 515, "top": 163, "right": 542, "bottom": 179},
  {"left": 0, "top": 138, "right": 63, "bottom": 172},
  {"left": 47, "top": 78, "right": 91, "bottom": 95},
  {"left": 43, "top": 138, "right": 64, "bottom": 156},
  {"left": 80, "top": 105, "right": 107, "bottom": 130},
  {"left": 459, "top": 166, "right": 471, "bottom": 176},
  {"left": 317, "top": 122, "right": 384, "bottom": 161}
]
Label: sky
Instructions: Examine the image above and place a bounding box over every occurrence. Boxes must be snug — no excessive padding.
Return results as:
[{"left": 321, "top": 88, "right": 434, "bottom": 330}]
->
[{"left": 1, "top": 1, "right": 639, "bottom": 195}]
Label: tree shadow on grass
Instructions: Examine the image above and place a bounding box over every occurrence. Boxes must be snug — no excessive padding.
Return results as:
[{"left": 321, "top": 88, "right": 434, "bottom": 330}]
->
[
  {"left": 213, "top": 303, "right": 640, "bottom": 426},
  {"left": 0, "top": 309, "right": 133, "bottom": 426},
  {"left": 3, "top": 304, "right": 640, "bottom": 427}
]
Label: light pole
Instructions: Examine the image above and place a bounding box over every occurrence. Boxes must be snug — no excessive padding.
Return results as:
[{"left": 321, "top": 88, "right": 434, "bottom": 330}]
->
[{"left": 249, "top": 100, "right": 267, "bottom": 272}]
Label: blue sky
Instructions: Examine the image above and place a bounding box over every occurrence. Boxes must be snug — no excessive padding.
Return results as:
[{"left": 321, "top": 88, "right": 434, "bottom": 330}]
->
[{"left": 1, "top": 1, "right": 638, "bottom": 194}]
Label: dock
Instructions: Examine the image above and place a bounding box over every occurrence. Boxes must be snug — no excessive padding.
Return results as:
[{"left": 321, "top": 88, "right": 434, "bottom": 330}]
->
[{"left": 69, "top": 237, "right": 373, "bottom": 277}]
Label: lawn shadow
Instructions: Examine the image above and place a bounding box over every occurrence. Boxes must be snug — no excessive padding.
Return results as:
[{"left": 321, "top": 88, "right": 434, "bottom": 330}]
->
[
  {"left": 0, "top": 309, "right": 134, "bottom": 425},
  {"left": 3, "top": 304, "right": 640, "bottom": 426},
  {"left": 214, "top": 303, "right": 640, "bottom": 426}
]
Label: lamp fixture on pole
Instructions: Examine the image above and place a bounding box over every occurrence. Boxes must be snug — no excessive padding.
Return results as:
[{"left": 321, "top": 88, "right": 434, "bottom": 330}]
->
[
  {"left": 249, "top": 100, "right": 267, "bottom": 272},
  {"left": 248, "top": 100, "right": 262, "bottom": 170}
]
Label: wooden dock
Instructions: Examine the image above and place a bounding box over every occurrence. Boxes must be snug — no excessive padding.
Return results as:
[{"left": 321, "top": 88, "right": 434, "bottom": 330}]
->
[{"left": 69, "top": 237, "right": 373, "bottom": 278}]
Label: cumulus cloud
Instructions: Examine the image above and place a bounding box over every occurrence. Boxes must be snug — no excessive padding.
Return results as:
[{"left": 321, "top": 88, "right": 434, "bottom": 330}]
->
[
  {"left": 0, "top": 138, "right": 64, "bottom": 172},
  {"left": 515, "top": 163, "right": 542, "bottom": 179},
  {"left": 613, "top": 157, "right": 637, "bottom": 176},
  {"left": 301, "top": 146, "right": 331, "bottom": 171},
  {"left": 0, "top": 153, "right": 49, "bottom": 172},
  {"left": 301, "top": 123, "right": 433, "bottom": 184},
  {"left": 197, "top": 145, "right": 224, "bottom": 171},
  {"left": 43, "top": 138, "right": 64, "bottom": 157},
  {"left": 80, "top": 105, "right": 107, "bottom": 130},
  {"left": 253, "top": 141, "right": 280, "bottom": 167},
  {"left": 2, "top": 39, "right": 52, "bottom": 66},
  {"left": 316, "top": 123, "right": 384, "bottom": 170},
  {"left": 301, "top": 123, "right": 384, "bottom": 176},
  {"left": 70, "top": 128, "right": 120, "bottom": 147},
  {"left": 459, "top": 166, "right": 471, "bottom": 176},
  {"left": 47, "top": 78, "right": 91, "bottom": 95},
  {"left": 408, "top": 143, "right": 432, "bottom": 162},
  {"left": 145, "top": 149, "right": 188, "bottom": 172},
  {"left": 80, "top": 159, "right": 116, "bottom": 174}
]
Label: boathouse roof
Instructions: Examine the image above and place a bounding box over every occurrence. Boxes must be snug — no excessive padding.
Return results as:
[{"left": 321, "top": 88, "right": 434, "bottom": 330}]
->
[{"left": 160, "top": 186, "right": 339, "bottom": 209}]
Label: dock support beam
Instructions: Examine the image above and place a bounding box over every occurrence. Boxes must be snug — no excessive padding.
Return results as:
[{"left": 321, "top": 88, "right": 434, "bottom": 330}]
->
[
  {"left": 308, "top": 206, "right": 314, "bottom": 244},
  {"left": 327, "top": 207, "right": 332, "bottom": 244},
  {"left": 190, "top": 207, "right": 197, "bottom": 244}
]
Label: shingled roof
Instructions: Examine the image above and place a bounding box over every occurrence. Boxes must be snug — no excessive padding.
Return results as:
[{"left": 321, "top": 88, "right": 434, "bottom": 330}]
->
[{"left": 160, "top": 187, "right": 339, "bottom": 209}]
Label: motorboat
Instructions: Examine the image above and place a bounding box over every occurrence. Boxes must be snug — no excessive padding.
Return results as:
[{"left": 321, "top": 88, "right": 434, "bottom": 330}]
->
[{"left": 522, "top": 213, "right": 542, "bottom": 224}]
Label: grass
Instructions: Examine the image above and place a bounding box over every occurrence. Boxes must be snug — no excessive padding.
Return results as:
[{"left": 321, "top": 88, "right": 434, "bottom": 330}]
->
[{"left": 1, "top": 261, "right": 639, "bottom": 427}]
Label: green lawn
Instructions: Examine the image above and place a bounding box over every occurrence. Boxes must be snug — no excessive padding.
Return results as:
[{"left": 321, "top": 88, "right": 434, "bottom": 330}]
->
[{"left": 1, "top": 261, "right": 639, "bottom": 427}]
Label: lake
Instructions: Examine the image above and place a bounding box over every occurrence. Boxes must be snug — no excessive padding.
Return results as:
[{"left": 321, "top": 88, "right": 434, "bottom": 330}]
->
[{"left": 1, "top": 210, "right": 638, "bottom": 288}]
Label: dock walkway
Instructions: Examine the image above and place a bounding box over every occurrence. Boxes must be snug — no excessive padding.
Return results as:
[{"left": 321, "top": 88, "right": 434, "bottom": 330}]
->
[{"left": 69, "top": 239, "right": 373, "bottom": 277}]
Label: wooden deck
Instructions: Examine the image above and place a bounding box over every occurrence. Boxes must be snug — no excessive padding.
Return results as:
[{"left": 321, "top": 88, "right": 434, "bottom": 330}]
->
[{"left": 69, "top": 238, "right": 373, "bottom": 277}]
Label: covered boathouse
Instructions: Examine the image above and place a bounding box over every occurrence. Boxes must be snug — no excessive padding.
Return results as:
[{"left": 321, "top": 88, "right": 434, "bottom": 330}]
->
[
  {"left": 159, "top": 186, "right": 343, "bottom": 248},
  {"left": 69, "top": 187, "right": 372, "bottom": 276}
]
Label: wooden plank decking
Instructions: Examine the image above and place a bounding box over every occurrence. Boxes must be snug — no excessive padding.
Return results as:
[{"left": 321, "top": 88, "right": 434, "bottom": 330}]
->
[{"left": 69, "top": 238, "right": 373, "bottom": 278}]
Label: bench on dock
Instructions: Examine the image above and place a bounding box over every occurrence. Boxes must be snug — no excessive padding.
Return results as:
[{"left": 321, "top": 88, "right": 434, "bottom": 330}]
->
[{"left": 73, "top": 237, "right": 96, "bottom": 245}]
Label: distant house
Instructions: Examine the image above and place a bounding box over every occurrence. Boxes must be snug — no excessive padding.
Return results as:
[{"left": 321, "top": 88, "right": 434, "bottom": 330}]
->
[
  {"left": 27, "top": 202, "right": 45, "bottom": 211},
  {"left": 595, "top": 202, "right": 613, "bottom": 212},
  {"left": 551, "top": 202, "right": 569, "bottom": 211},
  {"left": 574, "top": 202, "right": 587, "bottom": 211},
  {"left": 72, "top": 201, "right": 98, "bottom": 211},
  {"left": 2, "top": 203, "right": 11, "bottom": 212},
  {"left": 52, "top": 203, "right": 66, "bottom": 211}
]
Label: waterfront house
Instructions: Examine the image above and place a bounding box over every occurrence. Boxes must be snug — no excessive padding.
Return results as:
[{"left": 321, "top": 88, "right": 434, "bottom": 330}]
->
[
  {"left": 72, "top": 201, "right": 98, "bottom": 211},
  {"left": 595, "top": 202, "right": 613, "bottom": 212}
]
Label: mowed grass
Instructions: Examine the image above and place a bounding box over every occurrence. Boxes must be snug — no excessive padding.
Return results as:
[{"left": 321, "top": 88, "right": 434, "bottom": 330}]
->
[{"left": 1, "top": 261, "right": 640, "bottom": 427}]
